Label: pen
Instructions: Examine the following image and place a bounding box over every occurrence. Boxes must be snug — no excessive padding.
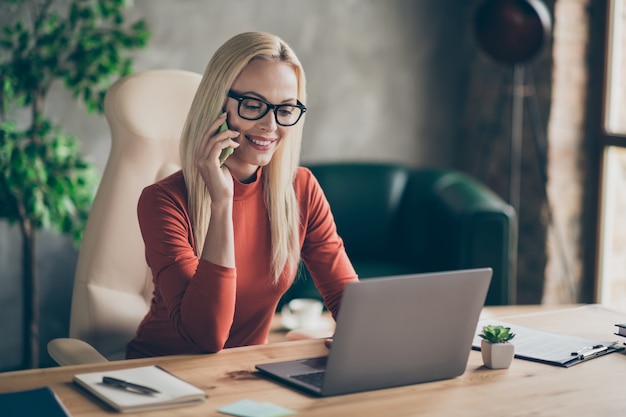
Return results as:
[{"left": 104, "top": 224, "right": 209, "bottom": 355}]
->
[{"left": 102, "top": 376, "right": 161, "bottom": 395}]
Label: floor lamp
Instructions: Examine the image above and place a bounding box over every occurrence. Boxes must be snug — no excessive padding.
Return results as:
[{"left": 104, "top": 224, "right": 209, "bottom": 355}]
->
[
  {"left": 474, "top": 0, "right": 576, "bottom": 300},
  {"left": 474, "top": 0, "right": 551, "bottom": 213}
]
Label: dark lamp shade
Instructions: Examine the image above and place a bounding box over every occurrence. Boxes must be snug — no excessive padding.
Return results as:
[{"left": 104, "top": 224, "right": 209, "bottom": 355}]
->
[{"left": 474, "top": 0, "right": 552, "bottom": 64}]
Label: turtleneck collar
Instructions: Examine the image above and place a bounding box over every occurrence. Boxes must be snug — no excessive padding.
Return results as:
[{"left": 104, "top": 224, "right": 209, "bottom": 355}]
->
[{"left": 233, "top": 167, "right": 263, "bottom": 201}]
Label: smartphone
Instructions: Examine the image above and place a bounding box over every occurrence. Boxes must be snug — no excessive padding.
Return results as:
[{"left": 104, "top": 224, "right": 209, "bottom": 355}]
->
[{"left": 218, "top": 121, "right": 234, "bottom": 165}]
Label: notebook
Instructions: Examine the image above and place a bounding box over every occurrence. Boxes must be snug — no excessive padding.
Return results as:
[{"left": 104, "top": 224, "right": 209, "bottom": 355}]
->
[
  {"left": 0, "top": 386, "right": 70, "bottom": 417},
  {"left": 73, "top": 365, "right": 207, "bottom": 413},
  {"left": 256, "top": 268, "right": 492, "bottom": 396}
]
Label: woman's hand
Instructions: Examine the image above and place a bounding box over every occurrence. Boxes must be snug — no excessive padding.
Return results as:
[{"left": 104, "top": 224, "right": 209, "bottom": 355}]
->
[{"left": 194, "top": 113, "right": 240, "bottom": 202}]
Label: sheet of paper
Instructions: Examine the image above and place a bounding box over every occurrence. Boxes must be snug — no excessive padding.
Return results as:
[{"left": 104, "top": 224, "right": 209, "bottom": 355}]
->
[{"left": 218, "top": 399, "right": 296, "bottom": 417}]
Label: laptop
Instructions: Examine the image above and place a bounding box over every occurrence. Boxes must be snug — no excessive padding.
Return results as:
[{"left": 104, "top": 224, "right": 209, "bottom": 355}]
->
[{"left": 255, "top": 268, "right": 492, "bottom": 397}]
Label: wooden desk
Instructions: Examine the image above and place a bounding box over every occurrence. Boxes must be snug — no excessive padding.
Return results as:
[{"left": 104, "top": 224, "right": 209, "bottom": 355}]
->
[{"left": 2, "top": 304, "right": 626, "bottom": 416}]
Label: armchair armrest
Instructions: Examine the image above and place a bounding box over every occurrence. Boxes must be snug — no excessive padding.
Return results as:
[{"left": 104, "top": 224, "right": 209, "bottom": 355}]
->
[
  {"left": 47, "top": 338, "right": 109, "bottom": 366},
  {"left": 401, "top": 170, "right": 518, "bottom": 305}
]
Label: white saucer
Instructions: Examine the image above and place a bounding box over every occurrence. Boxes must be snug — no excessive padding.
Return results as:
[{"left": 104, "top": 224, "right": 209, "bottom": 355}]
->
[
  {"left": 280, "top": 315, "right": 334, "bottom": 331},
  {"left": 286, "top": 326, "right": 335, "bottom": 341}
]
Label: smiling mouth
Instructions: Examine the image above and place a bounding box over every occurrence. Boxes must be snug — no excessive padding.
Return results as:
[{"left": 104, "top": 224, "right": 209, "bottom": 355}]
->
[{"left": 247, "top": 136, "right": 276, "bottom": 148}]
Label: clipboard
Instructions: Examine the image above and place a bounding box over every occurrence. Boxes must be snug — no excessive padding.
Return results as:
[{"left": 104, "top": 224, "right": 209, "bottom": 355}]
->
[{"left": 472, "top": 319, "right": 624, "bottom": 367}]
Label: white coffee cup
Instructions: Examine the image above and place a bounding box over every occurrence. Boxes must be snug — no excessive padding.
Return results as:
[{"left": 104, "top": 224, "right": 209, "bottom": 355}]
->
[{"left": 281, "top": 298, "right": 324, "bottom": 329}]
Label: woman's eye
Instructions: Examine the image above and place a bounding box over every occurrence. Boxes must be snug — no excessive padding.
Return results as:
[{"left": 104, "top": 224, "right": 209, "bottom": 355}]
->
[
  {"left": 243, "top": 103, "right": 262, "bottom": 111},
  {"left": 242, "top": 99, "right": 263, "bottom": 111},
  {"left": 278, "top": 107, "right": 294, "bottom": 116}
]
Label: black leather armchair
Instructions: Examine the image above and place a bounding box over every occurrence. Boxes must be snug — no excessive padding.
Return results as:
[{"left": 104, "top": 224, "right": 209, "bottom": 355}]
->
[{"left": 284, "top": 163, "right": 517, "bottom": 306}]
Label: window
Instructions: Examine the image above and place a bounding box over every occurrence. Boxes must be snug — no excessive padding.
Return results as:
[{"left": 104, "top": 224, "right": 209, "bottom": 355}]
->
[
  {"left": 597, "top": 0, "right": 626, "bottom": 309},
  {"left": 605, "top": 0, "right": 626, "bottom": 135}
]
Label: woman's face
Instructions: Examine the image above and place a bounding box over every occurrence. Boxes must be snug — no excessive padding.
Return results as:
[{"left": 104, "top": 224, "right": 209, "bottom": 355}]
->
[{"left": 224, "top": 59, "right": 299, "bottom": 181}]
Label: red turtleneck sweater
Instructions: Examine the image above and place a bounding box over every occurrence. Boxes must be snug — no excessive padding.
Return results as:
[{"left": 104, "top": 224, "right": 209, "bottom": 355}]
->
[{"left": 126, "top": 167, "right": 357, "bottom": 358}]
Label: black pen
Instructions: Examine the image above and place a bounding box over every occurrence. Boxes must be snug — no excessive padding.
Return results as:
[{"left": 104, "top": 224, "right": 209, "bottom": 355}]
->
[{"left": 102, "top": 376, "right": 161, "bottom": 395}]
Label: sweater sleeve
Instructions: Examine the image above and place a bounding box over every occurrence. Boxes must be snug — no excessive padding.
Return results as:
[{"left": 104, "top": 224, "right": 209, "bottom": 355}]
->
[
  {"left": 137, "top": 183, "right": 236, "bottom": 353},
  {"left": 297, "top": 168, "right": 359, "bottom": 318}
]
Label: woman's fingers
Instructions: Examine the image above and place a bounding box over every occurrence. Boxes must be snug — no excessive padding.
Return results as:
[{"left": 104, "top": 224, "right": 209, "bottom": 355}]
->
[{"left": 196, "top": 114, "right": 239, "bottom": 166}]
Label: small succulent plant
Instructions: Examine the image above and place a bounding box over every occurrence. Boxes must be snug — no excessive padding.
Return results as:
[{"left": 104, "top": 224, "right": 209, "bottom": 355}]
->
[{"left": 479, "top": 324, "right": 516, "bottom": 343}]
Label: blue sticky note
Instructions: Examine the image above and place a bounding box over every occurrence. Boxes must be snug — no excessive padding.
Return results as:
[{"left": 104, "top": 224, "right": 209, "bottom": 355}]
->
[{"left": 218, "top": 399, "right": 296, "bottom": 417}]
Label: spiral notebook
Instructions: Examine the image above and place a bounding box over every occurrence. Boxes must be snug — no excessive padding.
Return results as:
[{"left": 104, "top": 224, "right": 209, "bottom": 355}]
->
[{"left": 73, "top": 365, "right": 207, "bottom": 413}]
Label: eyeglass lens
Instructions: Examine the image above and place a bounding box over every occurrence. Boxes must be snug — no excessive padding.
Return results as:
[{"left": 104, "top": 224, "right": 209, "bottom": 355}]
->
[{"left": 238, "top": 97, "right": 303, "bottom": 126}]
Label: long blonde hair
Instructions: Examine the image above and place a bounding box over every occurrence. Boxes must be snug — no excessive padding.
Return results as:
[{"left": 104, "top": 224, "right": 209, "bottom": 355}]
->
[{"left": 180, "top": 32, "right": 306, "bottom": 283}]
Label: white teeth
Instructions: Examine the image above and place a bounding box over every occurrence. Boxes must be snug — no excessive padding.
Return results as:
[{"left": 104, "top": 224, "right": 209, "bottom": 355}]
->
[{"left": 250, "top": 138, "right": 272, "bottom": 146}]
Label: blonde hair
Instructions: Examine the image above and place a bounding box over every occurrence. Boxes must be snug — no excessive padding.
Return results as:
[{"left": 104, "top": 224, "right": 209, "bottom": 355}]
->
[{"left": 180, "top": 32, "right": 306, "bottom": 283}]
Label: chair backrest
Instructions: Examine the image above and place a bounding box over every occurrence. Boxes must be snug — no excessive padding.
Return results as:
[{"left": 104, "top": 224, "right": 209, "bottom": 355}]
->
[
  {"left": 68, "top": 69, "right": 202, "bottom": 360},
  {"left": 307, "top": 163, "right": 410, "bottom": 260}
]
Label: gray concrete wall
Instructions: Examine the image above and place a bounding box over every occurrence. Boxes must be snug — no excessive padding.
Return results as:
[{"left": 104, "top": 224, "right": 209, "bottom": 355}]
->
[{"left": 0, "top": 0, "right": 473, "bottom": 370}]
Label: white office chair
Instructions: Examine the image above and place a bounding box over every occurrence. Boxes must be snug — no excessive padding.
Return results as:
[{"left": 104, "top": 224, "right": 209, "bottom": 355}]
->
[{"left": 47, "top": 69, "right": 202, "bottom": 366}]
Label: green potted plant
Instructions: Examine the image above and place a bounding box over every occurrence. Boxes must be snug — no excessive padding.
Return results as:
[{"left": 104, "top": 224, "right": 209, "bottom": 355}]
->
[
  {"left": 478, "top": 324, "right": 516, "bottom": 369},
  {"left": 0, "top": 0, "right": 149, "bottom": 369}
]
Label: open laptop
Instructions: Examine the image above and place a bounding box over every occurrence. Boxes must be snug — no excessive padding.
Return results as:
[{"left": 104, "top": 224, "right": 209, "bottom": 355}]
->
[{"left": 256, "top": 268, "right": 492, "bottom": 397}]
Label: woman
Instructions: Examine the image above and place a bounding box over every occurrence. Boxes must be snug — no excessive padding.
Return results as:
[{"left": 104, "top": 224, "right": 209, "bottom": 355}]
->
[{"left": 126, "top": 32, "right": 358, "bottom": 358}]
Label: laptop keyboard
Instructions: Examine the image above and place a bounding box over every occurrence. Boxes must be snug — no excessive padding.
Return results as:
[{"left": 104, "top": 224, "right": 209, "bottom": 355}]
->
[{"left": 291, "top": 371, "right": 326, "bottom": 388}]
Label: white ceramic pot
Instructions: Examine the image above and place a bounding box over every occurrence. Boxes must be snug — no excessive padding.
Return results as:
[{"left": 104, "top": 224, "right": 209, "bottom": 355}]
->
[{"left": 481, "top": 339, "right": 515, "bottom": 369}]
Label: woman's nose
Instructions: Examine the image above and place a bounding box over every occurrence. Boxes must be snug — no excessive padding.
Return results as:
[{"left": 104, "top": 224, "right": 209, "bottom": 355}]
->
[{"left": 257, "top": 110, "right": 278, "bottom": 131}]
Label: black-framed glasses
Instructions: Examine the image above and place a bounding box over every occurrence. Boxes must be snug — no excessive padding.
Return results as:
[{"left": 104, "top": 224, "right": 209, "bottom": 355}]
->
[{"left": 227, "top": 90, "right": 307, "bottom": 127}]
